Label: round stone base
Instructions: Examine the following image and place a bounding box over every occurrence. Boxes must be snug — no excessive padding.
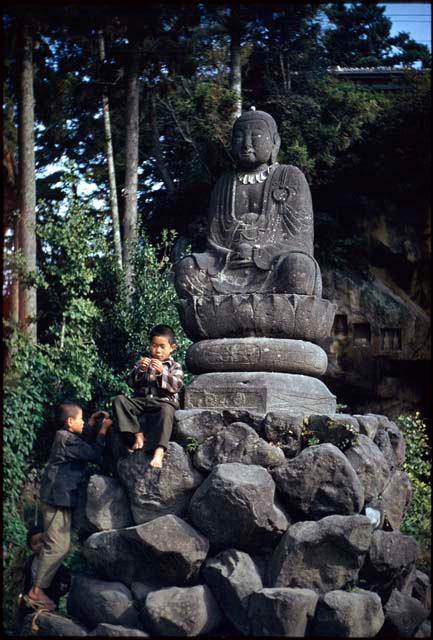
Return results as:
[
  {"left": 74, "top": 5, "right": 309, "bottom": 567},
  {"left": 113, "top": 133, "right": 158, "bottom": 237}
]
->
[{"left": 186, "top": 338, "right": 328, "bottom": 376}]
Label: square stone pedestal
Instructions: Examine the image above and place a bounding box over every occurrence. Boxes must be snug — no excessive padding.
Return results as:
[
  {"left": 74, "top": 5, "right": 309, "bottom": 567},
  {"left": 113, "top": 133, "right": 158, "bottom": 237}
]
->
[{"left": 184, "top": 372, "right": 336, "bottom": 416}]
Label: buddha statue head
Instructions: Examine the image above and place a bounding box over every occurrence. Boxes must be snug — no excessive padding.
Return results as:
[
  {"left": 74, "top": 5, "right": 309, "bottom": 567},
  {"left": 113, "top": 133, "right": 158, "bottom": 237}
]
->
[{"left": 231, "top": 108, "right": 281, "bottom": 170}]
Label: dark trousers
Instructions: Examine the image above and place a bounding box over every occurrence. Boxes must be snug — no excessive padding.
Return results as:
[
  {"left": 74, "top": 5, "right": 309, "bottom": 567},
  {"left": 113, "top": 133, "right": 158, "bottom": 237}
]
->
[{"left": 112, "top": 395, "right": 175, "bottom": 452}]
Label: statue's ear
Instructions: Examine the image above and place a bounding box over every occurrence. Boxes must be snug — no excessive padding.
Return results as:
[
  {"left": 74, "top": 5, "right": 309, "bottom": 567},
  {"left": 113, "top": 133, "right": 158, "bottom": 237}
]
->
[{"left": 271, "top": 133, "right": 281, "bottom": 164}]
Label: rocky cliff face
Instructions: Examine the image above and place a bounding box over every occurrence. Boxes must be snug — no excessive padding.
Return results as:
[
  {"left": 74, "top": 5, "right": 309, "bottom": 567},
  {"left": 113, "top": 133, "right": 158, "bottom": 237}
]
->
[{"left": 318, "top": 195, "right": 431, "bottom": 420}]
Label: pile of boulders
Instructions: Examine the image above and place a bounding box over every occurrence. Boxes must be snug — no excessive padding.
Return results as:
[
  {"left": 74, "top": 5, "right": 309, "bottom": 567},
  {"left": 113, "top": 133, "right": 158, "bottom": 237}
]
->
[{"left": 25, "top": 411, "right": 431, "bottom": 637}]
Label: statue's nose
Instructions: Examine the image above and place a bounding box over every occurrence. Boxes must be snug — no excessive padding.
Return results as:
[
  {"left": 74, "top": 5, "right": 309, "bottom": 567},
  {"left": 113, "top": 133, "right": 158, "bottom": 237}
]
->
[{"left": 242, "top": 137, "right": 254, "bottom": 151}]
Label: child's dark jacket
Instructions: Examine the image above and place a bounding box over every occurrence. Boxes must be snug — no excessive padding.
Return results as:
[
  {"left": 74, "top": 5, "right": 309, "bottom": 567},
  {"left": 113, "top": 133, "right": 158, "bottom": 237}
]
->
[{"left": 40, "top": 429, "right": 106, "bottom": 508}]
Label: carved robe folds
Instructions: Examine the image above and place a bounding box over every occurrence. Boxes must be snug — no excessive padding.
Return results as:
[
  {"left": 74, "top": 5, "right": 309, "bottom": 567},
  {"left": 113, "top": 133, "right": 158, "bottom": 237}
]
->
[{"left": 175, "top": 164, "right": 322, "bottom": 298}]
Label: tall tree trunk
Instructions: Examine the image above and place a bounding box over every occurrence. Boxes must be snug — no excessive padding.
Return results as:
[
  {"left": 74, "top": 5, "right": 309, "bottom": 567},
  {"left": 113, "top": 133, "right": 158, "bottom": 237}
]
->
[
  {"left": 10, "top": 222, "right": 20, "bottom": 324},
  {"left": 123, "top": 41, "right": 140, "bottom": 299},
  {"left": 18, "top": 23, "right": 37, "bottom": 342},
  {"left": 98, "top": 30, "right": 123, "bottom": 270},
  {"left": 150, "top": 92, "right": 175, "bottom": 194},
  {"left": 3, "top": 142, "right": 20, "bottom": 325},
  {"left": 229, "top": 2, "right": 242, "bottom": 120}
]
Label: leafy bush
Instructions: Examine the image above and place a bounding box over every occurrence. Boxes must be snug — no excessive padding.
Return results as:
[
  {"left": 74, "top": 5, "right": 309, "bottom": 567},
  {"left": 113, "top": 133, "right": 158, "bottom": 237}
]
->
[
  {"left": 94, "top": 227, "right": 192, "bottom": 381},
  {"left": 397, "top": 412, "right": 431, "bottom": 567}
]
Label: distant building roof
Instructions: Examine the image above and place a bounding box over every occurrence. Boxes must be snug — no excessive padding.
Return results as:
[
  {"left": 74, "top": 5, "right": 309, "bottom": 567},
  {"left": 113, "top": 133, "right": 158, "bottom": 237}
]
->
[{"left": 328, "top": 66, "right": 429, "bottom": 90}]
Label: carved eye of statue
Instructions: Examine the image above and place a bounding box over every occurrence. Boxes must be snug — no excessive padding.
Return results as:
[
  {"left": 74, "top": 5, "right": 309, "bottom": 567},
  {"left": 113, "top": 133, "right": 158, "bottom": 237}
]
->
[{"left": 272, "top": 187, "right": 290, "bottom": 203}]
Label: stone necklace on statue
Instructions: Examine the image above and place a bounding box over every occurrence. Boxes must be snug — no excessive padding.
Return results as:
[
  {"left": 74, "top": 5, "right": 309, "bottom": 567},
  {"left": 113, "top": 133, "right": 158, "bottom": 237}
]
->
[{"left": 237, "top": 162, "right": 278, "bottom": 185}]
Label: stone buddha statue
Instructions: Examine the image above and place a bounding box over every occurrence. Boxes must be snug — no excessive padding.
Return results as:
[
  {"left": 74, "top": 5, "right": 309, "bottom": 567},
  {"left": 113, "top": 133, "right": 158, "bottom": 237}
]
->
[
  {"left": 174, "top": 108, "right": 337, "bottom": 414},
  {"left": 175, "top": 108, "right": 322, "bottom": 299}
]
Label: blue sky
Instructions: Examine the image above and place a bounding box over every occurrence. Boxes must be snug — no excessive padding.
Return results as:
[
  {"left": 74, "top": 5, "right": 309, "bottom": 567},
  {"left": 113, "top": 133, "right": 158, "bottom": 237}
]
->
[{"left": 381, "top": 3, "right": 431, "bottom": 51}]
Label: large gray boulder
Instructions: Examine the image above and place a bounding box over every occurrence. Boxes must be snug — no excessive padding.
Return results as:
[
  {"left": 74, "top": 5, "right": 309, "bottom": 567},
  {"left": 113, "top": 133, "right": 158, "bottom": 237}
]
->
[
  {"left": 188, "top": 463, "right": 289, "bottom": 551},
  {"left": 353, "top": 414, "right": 379, "bottom": 440},
  {"left": 382, "top": 589, "right": 428, "bottom": 637},
  {"left": 193, "top": 422, "right": 285, "bottom": 472},
  {"left": 310, "top": 589, "right": 384, "bottom": 637},
  {"left": 263, "top": 412, "right": 303, "bottom": 458},
  {"left": 412, "top": 571, "right": 431, "bottom": 613},
  {"left": 144, "top": 585, "right": 222, "bottom": 636},
  {"left": 332, "top": 413, "right": 361, "bottom": 432},
  {"left": 83, "top": 516, "right": 209, "bottom": 587},
  {"left": 379, "top": 470, "right": 412, "bottom": 530},
  {"left": 373, "top": 418, "right": 406, "bottom": 471},
  {"left": 67, "top": 575, "right": 141, "bottom": 630},
  {"left": 267, "top": 515, "right": 373, "bottom": 593},
  {"left": 248, "top": 588, "right": 318, "bottom": 637},
  {"left": 86, "top": 474, "right": 133, "bottom": 531},
  {"left": 344, "top": 434, "right": 390, "bottom": 502},
  {"left": 21, "top": 612, "right": 88, "bottom": 636},
  {"left": 385, "top": 420, "right": 406, "bottom": 466},
  {"left": 272, "top": 443, "right": 365, "bottom": 518},
  {"left": 373, "top": 428, "right": 396, "bottom": 472},
  {"left": 359, "top": 530, "right": 419, "bottom": 600},
  {"left": 120, "top": 515, "right": 209, "bottom": 585},
  {"left": 89, "top": 623, "right": 148, "bottom": 636},
  {"left": 173, "top": 409, "right": 227, "bottom": 445},
  {"left": 202, "top": 549, "right": 263, "bottom": 634},
  {"left": 117, "top": 442, "right": 203, "bottom": 524},
  {"left": 83, "top": 528, "right": 140, "bottom": 586},
  {"left": 222, "top": 409, "right": 265, "bottom": 434},
  {"left": 131, "top": 582, "right": 160, "bottom": 607}
]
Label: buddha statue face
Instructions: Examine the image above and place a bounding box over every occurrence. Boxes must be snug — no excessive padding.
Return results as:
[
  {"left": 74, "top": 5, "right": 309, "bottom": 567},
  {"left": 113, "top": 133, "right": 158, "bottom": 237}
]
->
[{"left": 232, "top": 119, "right": 276, "bottom": 170}]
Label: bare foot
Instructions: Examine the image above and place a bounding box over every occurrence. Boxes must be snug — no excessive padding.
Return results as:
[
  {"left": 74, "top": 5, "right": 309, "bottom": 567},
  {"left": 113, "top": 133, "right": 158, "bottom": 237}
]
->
[
  {"left": 132, "top": 432, "right": 145, "bottom": 450},
  {"left": 149, "top": 447, "right": 165, "bottom": 468},
  {"left": 27, "top": 586, "right": 56, "bottom": 610}
]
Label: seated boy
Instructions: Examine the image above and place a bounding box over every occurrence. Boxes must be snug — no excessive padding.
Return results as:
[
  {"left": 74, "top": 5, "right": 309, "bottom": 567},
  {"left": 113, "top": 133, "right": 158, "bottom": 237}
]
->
[
  {"left": 112, "top": 324, "right": 183, "bottom": 469},
  {"left": 17, "top": 525, "right": 71, "bottom": 622},
  {"left": 26, "top": 403, "right": 112, "bottom": 610}
]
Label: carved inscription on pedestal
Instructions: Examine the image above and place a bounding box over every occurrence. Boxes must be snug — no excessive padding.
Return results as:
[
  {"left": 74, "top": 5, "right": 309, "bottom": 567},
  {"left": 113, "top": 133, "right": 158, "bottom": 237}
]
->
[
  {"left": 206, "top": 343, "right": 261, "bottom": 367},
  {"left": 185, "top": 386, "right": 267, "bottom": 412}
]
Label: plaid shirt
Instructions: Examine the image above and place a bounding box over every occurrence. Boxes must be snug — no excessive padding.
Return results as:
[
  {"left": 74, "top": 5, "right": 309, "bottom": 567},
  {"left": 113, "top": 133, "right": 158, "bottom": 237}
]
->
[{"left": 126, "top": 356, "right": 184, "bottom": 407}]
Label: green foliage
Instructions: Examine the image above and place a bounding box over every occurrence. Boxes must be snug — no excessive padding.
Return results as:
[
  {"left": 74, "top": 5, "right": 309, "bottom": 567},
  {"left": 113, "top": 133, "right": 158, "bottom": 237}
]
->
[
  {"left": 2, "top": 543, "right": 29, "bottom": 634},
  {"left": 397, "top": 413, "right": 431, "bottom": 562},
  {"left": 336, "top": 403, "right": 348, "bottom": 412},
  {"left": 301, "top": 418, "right": 358, "bottom": 451},
  {"left": 95, "top": 227, "right": 191, "bottom": 381},
  {"left": 274, "top": 77, "right": 386, "bottom": 185},
  {"left": 185, "top": 436, "right": 200, "bottom": 453},
  {"left": 3, "top": 333, "right": 50, "bottom": 509}
]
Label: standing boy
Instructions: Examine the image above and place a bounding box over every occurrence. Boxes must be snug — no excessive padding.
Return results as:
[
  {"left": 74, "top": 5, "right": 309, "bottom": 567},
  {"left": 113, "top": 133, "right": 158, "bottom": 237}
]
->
[
  {"left": 26, "top": 404, "right": 112, "bottom": 610},
  {"left": 112, "top": 324, "right": 183, "bottom": 469}
]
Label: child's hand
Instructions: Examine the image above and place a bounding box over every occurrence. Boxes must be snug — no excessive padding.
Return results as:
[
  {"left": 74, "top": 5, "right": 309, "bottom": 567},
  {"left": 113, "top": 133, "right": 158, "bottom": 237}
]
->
[
  {"left": 150, "top": 359, "right": 164, "bottom": 374},
  {"left": 88, "top": 410, "right": 109, "bottom": 428},
  {"left": 100, "top": 417, "right": 113, "bottom": 433},
  {"left": 137, "top": 357, "right": 151, "bottom": 370}
]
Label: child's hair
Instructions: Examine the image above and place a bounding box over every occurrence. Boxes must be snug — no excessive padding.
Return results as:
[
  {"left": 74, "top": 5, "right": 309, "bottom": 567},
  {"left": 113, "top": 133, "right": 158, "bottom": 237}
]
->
[
  {"left": 26, "top": 525, "right": 44, "bottom": 549},
  {"left": 149, "top": 324, "right": 176, "bottom": 345},
  {"left": 56, "top": 402, "right": 82, "bottom": 428}
]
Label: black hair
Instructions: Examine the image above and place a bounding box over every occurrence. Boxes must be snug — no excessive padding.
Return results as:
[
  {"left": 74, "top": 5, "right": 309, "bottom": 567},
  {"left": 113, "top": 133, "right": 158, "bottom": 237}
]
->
[
  {"left": 26, "top": 525, "right": 44, "bottom": 549},
  {"left": 56, "top": 402, "right": 82, "bottom": 428},
  {"left": 149, "top": 324, "right": 176, "bottom": 345}
]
